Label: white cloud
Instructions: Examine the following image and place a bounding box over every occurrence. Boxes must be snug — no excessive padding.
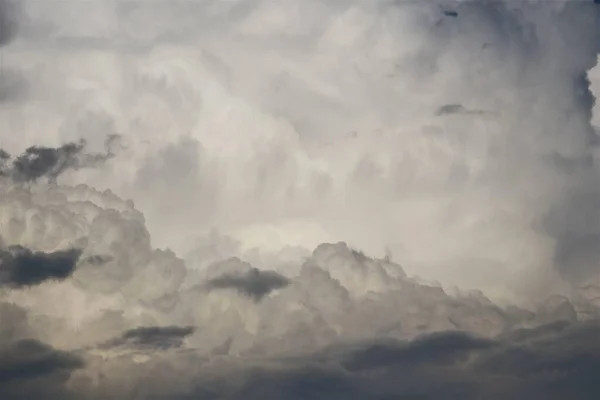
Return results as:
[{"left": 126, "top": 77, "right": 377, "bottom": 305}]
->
[{"left": 0, "top": 1, "right": 600, "bottom": 398}]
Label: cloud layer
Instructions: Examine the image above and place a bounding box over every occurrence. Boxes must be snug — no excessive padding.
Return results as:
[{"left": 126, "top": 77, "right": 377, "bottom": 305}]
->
[{"left": 0, "top": 0, "right": 600, "bottom": 399}]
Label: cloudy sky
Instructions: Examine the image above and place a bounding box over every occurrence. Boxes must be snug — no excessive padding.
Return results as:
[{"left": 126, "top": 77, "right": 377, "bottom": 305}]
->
[{"left": 1, "top": 0, "right": 600, "bottom": 398}]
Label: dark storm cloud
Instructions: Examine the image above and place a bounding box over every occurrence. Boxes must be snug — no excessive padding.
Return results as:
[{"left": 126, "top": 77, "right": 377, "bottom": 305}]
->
[
  {"left": 0, "top": 339, "right": 83, "bottom": 399},
  {"left": 167, "top": 321, "right": 600, "bottom": 400},
  {"left": 206, "top": 268, "right": 290, "bottom": 301},
  {"left": 0, "top": 246, "right": 82, "bottom": 288},
  {"left": 0, "top": 304, "right": 82, "bottom": 399},
  {"left": 22, "top": 320, "right": 600, "bottom": 400},
  {"left": 104, "top": 325, "right": 196, "bottom": 350},
  {"left": 0, "top": 135, "right": 120, "bottom": 183},
  {"left": 0, "top": 339, "right": 83, "bottom": 383},
  {"left": 342, "top": 331, "right": 495, "bottom": 372}
]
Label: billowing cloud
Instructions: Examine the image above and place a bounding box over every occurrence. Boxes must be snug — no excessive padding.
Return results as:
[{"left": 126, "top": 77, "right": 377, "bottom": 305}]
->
[{"left": 0, "top": 0, "right": 599, "bottom": 399}]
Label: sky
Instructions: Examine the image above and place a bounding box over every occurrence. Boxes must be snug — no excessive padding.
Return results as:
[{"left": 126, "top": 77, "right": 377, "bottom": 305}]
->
[{"left": 1, "top": 0, "right": 600, "bottom": 399}]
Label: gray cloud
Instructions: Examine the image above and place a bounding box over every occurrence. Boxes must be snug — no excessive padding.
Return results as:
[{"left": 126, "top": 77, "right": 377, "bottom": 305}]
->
[
  {"left": 0, "top": 303, "right": 83, "bottom": 399},
  {"left": 0, "top": 135, "right": 120, "bottom": 183},
  {"left": 0, "top": 339, "right": 83, "bottom": 399},
  {"left": 169, "top": 321, "right": 600, "bottom": 400},
  {"left": 534, "top": 3, "right": 600, "bottom": 284},
  {"left": 0, "top": 0, "right": 23, "bottom": 104},
  {"left": 342, "top": 331, "right": 495, "bottom": 372},
  {"left": 0, "top": 149, "right": 9, "bottom": 174},
  {"left": 82, "top": 254, "right": 114, "bottom": 267},
  {"left": 0, "top": 302, "right": 31, "bottom": 344},
  {"left": 11, "top": 141, "right": 84, "bottom": 183},
  {"left": 0, "top": 339, "right": 83, "bottom": 383},
  {"left": 0, "top": 0, "right": 18, "bottom": 48},
  {"left": 435, "top": 103, "right": 488, "bottom": 116},
  {"left": 104, "top": 325, "right": 196, "bottom": 351},
  {"left": 206, "top": 267, "right": 290, "bottom": 301},
  {"left": 0, "top": 246, "right": 82, "bottom": 288},
  {"left": 442, "top": 10, "right": 458, "bottom": 18}
]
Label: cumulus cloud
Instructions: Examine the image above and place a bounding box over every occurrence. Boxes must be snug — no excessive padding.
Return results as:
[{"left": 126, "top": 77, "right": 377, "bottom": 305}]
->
[
  {"left": 22, "top": 0, "right": 589, "bottom": 301},
  {"left": 0, "top": 187, "right": 597, "bottom": 398},
  {"left": 0, "top": 0, "right": 599, "bottom": 399}
]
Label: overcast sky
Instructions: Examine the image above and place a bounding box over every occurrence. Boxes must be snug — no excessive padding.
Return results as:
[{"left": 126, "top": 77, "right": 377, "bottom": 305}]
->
[{"left": 0, "top": 1, "right": 600, "bottom": 399}]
